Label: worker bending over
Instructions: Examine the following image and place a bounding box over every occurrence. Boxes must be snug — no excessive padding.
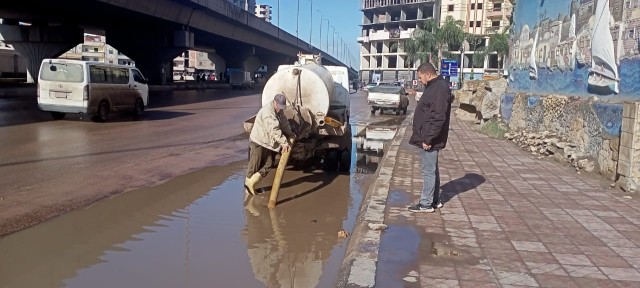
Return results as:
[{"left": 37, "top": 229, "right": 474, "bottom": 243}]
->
[{"left": 245, "top": 93, "right": 295, "bottom": 195}]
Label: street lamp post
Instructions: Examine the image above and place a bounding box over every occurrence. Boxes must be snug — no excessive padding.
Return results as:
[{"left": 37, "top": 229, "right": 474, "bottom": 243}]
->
[
  {"left": 309, "top": 0, "right": 313, "bottom": 48},
  {"left": 316, "top": 10, "right": 323, "bottom": 50},
  {"left": 327, "top": 19, "right": 329, "bottom": 53},
  {"left": 296, "top": 0, "right": 300, "bottom": 44},
  {"left": 330, "top": 26, "right": 335, "bottom": 55}
]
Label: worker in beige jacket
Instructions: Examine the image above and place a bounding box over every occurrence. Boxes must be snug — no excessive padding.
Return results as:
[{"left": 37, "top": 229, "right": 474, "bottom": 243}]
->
[{"left": 245, "top": 93, "right": 295, "bottom": 195}]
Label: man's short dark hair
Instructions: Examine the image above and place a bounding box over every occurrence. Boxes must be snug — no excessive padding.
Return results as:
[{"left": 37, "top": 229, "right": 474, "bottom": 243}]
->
[{"left": 417, "top": 63, "right": 437, "bottom": 75}]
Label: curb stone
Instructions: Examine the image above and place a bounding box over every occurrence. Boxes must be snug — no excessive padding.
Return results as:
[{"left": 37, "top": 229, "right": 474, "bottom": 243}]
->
[{"left": 336, "top": 112, "right": 414, "bottom": 288}]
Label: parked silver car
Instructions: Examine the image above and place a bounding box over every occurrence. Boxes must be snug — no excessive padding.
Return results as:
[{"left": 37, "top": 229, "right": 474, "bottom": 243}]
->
[{"left": 367, "top": 85, "right": 409, "bottom": 115}]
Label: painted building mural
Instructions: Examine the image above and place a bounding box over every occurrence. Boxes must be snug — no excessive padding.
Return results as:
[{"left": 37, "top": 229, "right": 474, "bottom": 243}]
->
[{"left": 508, "top": 0, "right": 640, "bottom": 98}]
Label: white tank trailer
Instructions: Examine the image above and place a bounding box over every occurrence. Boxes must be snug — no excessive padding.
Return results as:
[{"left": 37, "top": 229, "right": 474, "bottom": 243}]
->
[{"left": 244, "top": 54, "right": 352, "bottom": 171}]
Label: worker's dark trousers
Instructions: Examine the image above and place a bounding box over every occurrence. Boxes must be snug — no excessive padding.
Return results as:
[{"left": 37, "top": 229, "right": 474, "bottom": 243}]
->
[{"left": 247, "top": 141, "right": 276, "bottom": 178}]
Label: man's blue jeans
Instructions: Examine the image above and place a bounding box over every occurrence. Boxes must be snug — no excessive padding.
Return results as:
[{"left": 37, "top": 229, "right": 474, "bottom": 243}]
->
[{"left": 419, "top": 148, "right": 440, "bottom": 207}]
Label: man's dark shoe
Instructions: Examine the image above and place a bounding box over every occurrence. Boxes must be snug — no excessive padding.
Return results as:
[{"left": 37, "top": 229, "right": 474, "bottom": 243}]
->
[
  {"left": 408, "top": 203, "right": 435, "bottom": 213},
  {"left": 433, "top": 202, "right": 443, "bottom": 209}
]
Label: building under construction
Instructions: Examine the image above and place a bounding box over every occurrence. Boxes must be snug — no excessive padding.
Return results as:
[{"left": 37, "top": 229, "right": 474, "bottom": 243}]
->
[{"left": 358, "top": 0, "right": 439, "bottom": 83}]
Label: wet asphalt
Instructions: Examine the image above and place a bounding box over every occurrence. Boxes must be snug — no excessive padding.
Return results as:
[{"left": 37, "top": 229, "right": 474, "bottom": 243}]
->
[{"left": 0, "top": 87, "right": 409, "bottom": 287}]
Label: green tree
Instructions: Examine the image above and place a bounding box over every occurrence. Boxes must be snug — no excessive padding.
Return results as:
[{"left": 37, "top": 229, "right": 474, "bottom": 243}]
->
[
  {"left": 465, "top": 33, "right": 487, "bottom": 80},
  {"left": 486, "top": 26, "right": 510, "bottom": 75},
  {"left": 405, "top": 16, "right": 465, "bottom": 70}
]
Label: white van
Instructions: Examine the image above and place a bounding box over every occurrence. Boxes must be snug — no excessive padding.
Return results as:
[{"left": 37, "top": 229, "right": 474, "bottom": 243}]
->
[{"left": 37, "top": 59, "right": 149, "bottom": 121}]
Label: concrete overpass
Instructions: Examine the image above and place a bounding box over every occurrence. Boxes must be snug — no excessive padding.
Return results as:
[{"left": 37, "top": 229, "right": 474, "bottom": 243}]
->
[{"left": 0, "top": 0, "right": 358, "bottom": 84}]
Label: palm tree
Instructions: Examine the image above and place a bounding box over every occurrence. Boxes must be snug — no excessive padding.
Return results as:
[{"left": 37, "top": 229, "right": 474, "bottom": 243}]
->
[
  {"left": 405, "top": 16, "right": 465, "bottom": 71},
  {"left": 465, "top": 33, "right": 487, "bottom": 80},
  {"left": 487, "top": 26, "right": 510, "bottom": 75}
]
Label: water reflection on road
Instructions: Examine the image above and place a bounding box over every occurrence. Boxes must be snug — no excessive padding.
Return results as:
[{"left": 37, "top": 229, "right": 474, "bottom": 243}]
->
[
  {"left": 0, "top": 162, "right": 361, "bottom": 288},
  {"left": 354, "top": 125, "right": 398, "bottom": 174}
]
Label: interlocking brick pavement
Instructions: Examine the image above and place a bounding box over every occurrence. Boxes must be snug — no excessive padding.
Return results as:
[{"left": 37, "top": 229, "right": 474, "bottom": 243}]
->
[{"left": 376, "top": 116, "right": 640, "bottom": 287}]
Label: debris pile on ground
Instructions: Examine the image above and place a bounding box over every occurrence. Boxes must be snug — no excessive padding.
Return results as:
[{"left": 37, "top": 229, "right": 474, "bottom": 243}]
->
[{"left": 504, "top": 130, "right": 597, "bottom": 173}]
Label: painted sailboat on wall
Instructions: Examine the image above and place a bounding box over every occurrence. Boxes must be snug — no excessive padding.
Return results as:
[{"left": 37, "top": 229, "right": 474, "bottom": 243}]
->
[
  {"left": 588, "top": 0, "right": 620, "bottom": 94},
  {"left": 529, "top": 29, "right": 539, "bottom": 80},
  {"left": 569, "top": 14, "right": 578, "bottom": 70}
]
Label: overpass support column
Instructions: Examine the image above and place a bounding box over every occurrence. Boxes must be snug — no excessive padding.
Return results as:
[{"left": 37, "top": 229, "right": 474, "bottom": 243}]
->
[
  {"left": 0, "top": 22, "right": 82, "bottom": 83},
  {"left": 108, "top": 28, "right": 194, "bottom": 85},
  {"left": 260, "top": 55, "right": 292, "bottom": 79},
  {"left": 216, "top": 46, "right": 267, "bottom": 75}
]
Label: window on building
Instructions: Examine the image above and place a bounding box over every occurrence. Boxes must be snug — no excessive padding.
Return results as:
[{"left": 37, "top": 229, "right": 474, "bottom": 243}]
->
[
  {"left": 469, "top": 21, "right": 475, "bottom": 27},
  {"left": 629, "top": 29, "right": 635, "bottom": 39},
  {"left": 494, "top": 3, "right": 502, "bottom": 10},
  {"left": 448, "top": 4, "right": 454, "bottom": 11},
  {"left": 376, "top": 42, "right": 383, "bottom": 53},
  {"left": 477, "top": 3, "right": 483, "bottom": 9},
  {"left": 492, "top": 21, "right": 501, "bottom": 27},
  {"left": 109, "top": 60, "right": 113, "bottom": 63},
  {"left": 476, "top": 21, "right": 481, "bottom": 27},
  {"left": 470, "top": 3, "right": 475, "bottom": 9},
  {"left": 109, "top": 49, "right": 114, "bottom": 54},
  {"left": 93, "top": 57, "right": 99, "bottom": 61},
  {"left": 93, "top": 48, "right": 98, "bottom": 52}
]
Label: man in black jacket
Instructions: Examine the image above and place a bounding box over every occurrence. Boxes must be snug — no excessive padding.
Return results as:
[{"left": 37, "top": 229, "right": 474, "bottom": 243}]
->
[{"left": 408, "top": 63, "right": 453, "bottom": 212}]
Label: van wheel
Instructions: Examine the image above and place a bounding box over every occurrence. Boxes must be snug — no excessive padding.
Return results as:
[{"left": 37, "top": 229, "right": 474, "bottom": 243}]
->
[
  {"left": 51, "top": 112, "right": 66, "bottom": 120},
  {"left": 395, "top": 109, "right": 401, "bottom": 115},
  {"left": 95, "top": 100, "right": 110, "bottom": 122},
  {"left": 370, "top": 107, "right": 377, "bottom": 114},
  {"left": 133, "top": 98, "right": 144, "bottom": 118}
]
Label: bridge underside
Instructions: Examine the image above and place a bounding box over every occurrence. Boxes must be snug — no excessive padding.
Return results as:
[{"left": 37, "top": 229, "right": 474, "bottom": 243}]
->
[{"left": 0, "top": 0, "right": 357, "bottom": 84}]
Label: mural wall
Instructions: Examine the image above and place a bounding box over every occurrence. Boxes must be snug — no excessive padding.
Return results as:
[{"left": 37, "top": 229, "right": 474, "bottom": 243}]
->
[{"left": 508, "top": 0, "right": 640, "bottom": 99}]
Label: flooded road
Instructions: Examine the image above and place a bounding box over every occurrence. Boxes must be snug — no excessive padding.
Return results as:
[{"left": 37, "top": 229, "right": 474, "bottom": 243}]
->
[
  {"left": 0, "top": 90, "right": 409, "bottom": 287},
  {"left": 0, "top": 162, "right": 362, "bottom": 288}
]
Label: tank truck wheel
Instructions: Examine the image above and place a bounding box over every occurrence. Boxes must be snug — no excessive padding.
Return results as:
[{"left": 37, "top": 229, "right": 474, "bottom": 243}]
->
[
  {"left": 323, "top": 150, "right": 340, "bottom": 173},
  {"left": 339, "top": 149, "right": 352, "bottom": 173}
]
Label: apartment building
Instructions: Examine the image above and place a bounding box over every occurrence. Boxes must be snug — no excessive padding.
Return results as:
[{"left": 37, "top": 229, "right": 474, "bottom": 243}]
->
[
  {"left": 358, "top": 0, "right": 439, "bottom": 83},
  {"left": 59, "top": 34, "right": 135, "bottom": 66},
  {"left": 228, "top": 0, "right": 256, "bottom": 11},
  {"left": 440, "top": 0, "right": 514, "bottom": 79},
  {"left": 255, "top": 4, "right": 272, "bottom": 22}
]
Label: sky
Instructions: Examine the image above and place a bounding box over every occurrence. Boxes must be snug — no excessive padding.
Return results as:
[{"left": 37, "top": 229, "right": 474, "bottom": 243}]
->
[{"left": 256, "top": 0, "right": 362, "bottom": 68}]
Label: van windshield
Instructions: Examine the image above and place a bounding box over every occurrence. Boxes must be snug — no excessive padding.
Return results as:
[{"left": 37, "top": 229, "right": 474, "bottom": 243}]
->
[{"left": 40, "top": 63, "right": 84, "bottom": 83}]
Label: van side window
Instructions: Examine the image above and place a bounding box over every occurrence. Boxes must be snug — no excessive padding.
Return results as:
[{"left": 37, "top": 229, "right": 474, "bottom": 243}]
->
[
  {"left": 110, "top": 68, "right": 129, "bottom": 84},
  {"left": 132, "top": 70, "right": 145, "bottom": 83},
  {"left": 90, "top": 66, "right": 108, "bottom": 83}
]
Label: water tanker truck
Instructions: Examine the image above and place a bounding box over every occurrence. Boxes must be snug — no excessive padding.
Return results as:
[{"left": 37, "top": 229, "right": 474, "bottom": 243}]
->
[{"left": 243, "top": 54, "right": 351, "bottom": 172}]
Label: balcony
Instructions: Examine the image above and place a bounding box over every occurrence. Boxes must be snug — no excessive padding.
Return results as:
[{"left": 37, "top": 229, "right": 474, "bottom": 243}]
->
[
  {"left": 487, "top": 8, "right": 504, "bottom": 18},
  {"left": 485, "top": 26, "right": 504, "bottom": 34},
  {"left": 358, "top": 36, "right": 370, "bottom": 43},
  {"left": 82, "top": 51, "right": 104, "bottom": 58},
  {"left": 488, "top": 6, "right": 513, "bottom": 18}
]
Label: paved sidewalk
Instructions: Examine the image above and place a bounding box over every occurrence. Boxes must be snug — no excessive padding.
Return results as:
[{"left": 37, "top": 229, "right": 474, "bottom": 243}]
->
[{"left": 345, "top": 116, "right": 640, "bottom": 287}]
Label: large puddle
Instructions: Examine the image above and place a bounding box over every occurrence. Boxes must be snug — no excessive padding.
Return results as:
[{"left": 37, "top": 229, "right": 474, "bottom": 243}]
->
[{"left": 0, "top": 121, "right": 402, "bottom": 288}]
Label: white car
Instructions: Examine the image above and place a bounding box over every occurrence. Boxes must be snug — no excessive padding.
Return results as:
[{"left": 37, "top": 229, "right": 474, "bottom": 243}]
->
[{"left": 367, "top": 85, "right": 409, "bottom": 115}]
